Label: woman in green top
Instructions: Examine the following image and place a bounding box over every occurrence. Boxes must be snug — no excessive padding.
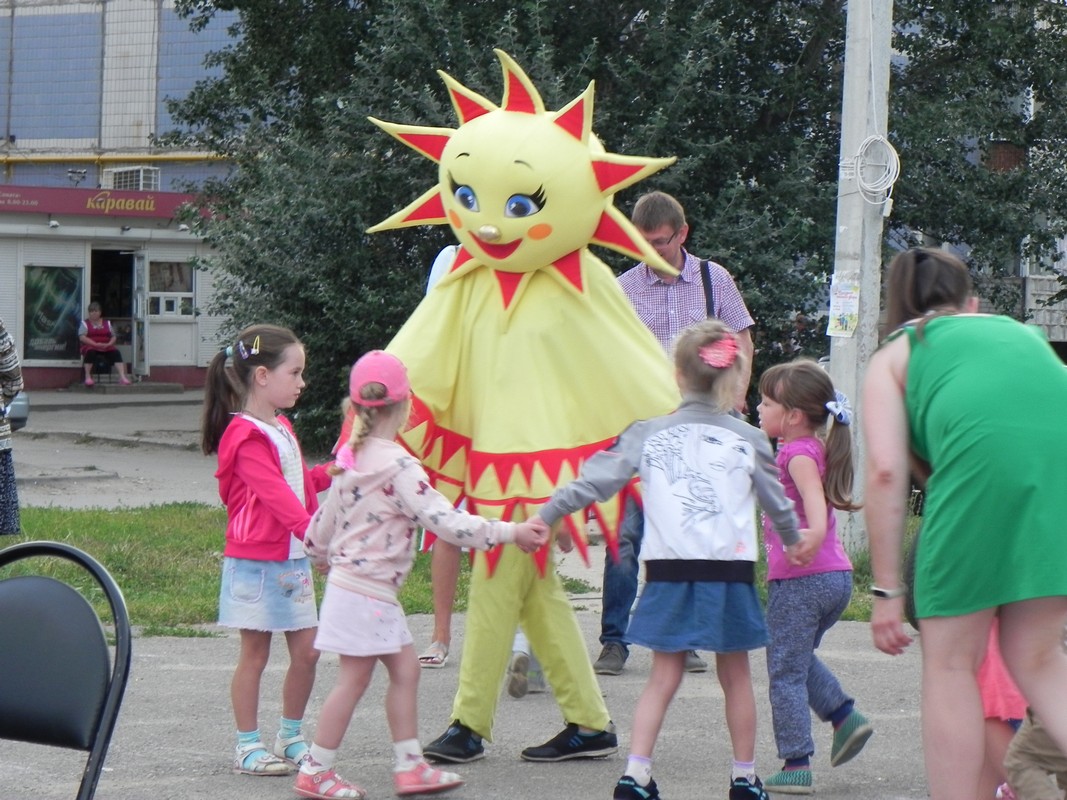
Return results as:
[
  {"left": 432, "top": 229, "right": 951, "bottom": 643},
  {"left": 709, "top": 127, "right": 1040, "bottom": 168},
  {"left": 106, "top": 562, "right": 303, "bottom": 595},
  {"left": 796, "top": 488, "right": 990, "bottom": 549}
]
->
[{"left": 862, "top": 247, "right": 1067, "bottom": 800}]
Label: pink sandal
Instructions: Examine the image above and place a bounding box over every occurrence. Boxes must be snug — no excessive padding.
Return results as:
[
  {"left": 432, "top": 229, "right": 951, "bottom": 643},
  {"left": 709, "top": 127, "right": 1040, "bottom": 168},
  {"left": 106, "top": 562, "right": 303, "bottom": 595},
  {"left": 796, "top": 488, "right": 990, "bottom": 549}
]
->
[
  {"left": 294, "top": 767, "right": 366, "bottom": 799},
  {"left": 394, "top": 760, "right": 464, "bottom": 796}
]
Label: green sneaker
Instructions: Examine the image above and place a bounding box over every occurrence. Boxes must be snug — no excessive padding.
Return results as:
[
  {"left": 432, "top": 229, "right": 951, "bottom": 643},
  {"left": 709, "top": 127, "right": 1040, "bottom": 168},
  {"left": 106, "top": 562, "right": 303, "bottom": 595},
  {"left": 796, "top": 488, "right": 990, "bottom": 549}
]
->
[
  {"left": 830, "top": 709, "right": 873, "bottom": 767},
  {"left": 764, "top": 769, "right": 813, "bottom": 795}
]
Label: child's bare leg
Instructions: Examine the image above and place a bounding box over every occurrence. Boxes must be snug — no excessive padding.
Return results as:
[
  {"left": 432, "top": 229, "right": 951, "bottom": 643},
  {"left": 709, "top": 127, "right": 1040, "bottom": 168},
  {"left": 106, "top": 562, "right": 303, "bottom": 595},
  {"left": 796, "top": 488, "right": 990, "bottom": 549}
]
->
[
  {"left": 629, "top": 650, "right": 686, "bottom": 757},
  {"left": 999, "top": 597, "right": 1067, "bottom": 755},
  {"left": 281, "top": 626, "right": 320, "bottom": 721},
  {"left": 716, "top": 651, "right": 757, "bottom": 762},
  {"left": 980, "top": 718, "right": 1016, "bottom": 799},
  {"left": 381, "top": 645, "right": 421, "bottom": 743},
  {"left": 232, "top": 629, "right": 272, "bottom": 731},
  {"left": 918, "top": 610, "right": 992, "bottom": 800},
  {"left": 313, "top": 654, "right": 377, "bottom": 749}
]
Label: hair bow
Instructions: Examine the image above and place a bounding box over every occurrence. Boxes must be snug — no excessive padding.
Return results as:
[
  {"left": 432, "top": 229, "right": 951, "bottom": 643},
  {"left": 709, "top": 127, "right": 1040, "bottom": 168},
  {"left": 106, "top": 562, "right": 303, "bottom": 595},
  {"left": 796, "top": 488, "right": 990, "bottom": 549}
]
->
[
  {"left": 335, "top": 444, "right": 356, "bottom": 471},
  {"left": 698, "top": 335, "right": 738, "bottom": 369},
  {"left": 825, "top": 390, "right": 852, "bottom": 425}
]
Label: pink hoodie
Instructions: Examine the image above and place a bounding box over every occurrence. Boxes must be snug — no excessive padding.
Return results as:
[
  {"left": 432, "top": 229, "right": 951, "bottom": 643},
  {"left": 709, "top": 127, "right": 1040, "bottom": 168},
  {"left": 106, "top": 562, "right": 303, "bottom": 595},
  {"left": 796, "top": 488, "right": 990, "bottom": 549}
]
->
[{"left": 216, "top": 414, "right": 331, "bottom": 561}]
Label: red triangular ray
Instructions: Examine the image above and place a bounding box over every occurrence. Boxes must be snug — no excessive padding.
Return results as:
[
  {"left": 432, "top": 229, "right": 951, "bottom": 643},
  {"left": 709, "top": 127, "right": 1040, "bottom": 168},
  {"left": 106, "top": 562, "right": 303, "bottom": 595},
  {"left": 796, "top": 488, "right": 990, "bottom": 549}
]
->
[
  {"left": 468, "top": 453, "right": 496, "bottom": 492},
  {"left": 553, "top": 97, "right": 587, "bottom": 141},
  {"left": 436, "top": 429, "right": 469, "bottom": 473},
  {"left": 550, "top": 250, "right": 584, "bottom": 293},
  {"left": 504, "top": 71, "right": 536, "bottom": 114},
  {"left": 591, "top": 209, "right": 647, "bottom": 259},
  {"left": 401, "top": 192, "right": 446, "bottom": 224},
  {"left": 396, "top": 131, "right": 450, "bottom": 163},
  {"left": 452, "top": 247, "right": 474, "bottom": 273},
  {"left": 494, "top": 270, "right": 525, "bottom": 308},
  {"left": 571, "top": 521, "right": 591, "bottom": 567},
  {"left": 484, "top": 544, "right": 504, "bottom": 576},
  {"left": 448, "top": 85, "right": 495, "bottom": 124},
  {"left": 592, "top": 160, "right": 648, "bottom": 195}
]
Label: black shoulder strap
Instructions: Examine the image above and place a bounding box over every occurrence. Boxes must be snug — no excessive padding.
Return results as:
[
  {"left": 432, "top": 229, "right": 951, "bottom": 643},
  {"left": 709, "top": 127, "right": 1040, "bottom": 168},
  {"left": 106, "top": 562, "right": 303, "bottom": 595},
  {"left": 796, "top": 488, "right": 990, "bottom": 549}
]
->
[{"left": 700, "top": 260, "right": 716, "bottom": 318}]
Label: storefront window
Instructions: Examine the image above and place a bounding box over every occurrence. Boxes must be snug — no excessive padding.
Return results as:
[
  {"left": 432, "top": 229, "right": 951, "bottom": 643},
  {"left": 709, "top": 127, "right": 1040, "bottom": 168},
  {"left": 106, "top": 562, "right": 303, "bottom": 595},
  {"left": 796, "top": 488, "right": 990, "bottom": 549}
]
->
[
  {"left": 148, "top": 262, "right": 194, "bottom": 317},
  {"left": 23, "top": 265, "right": 83, "bottom": 360}
]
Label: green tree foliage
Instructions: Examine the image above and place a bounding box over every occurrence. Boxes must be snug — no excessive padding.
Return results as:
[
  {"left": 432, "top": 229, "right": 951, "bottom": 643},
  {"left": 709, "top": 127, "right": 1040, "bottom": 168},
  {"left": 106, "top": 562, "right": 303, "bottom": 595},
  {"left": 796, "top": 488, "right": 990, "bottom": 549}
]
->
[
  {"left": 891, "top": 1, "right": 1067, "bottom": 306},
  {"left": 165, "top": 0, "right": 1067, "bottom": 447}
]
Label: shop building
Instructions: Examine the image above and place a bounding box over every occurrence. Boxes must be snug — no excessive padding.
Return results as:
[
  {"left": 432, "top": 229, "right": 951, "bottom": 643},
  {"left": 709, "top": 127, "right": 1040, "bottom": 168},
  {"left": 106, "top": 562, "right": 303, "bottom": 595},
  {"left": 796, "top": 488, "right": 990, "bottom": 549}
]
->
[{"left": 0, "top": 0, "right": 236, "bottom": 388}]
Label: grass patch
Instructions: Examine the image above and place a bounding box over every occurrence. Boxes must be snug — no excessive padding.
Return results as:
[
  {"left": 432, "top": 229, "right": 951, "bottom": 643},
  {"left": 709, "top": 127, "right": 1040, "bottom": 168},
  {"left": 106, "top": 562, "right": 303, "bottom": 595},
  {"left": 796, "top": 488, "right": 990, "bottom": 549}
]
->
[
  {"left": 7, "top": 503, "right": 474, "bottom": 635},
  {"left": 6, "top": 503, "right": 917, "bottom": 636}
]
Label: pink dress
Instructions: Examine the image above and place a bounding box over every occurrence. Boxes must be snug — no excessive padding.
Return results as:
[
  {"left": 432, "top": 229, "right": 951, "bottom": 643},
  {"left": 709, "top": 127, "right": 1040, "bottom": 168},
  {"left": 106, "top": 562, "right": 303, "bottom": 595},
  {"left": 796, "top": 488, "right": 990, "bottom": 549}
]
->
[{"left": 979, "top": 618, "right": 1027, "bottom": 722}]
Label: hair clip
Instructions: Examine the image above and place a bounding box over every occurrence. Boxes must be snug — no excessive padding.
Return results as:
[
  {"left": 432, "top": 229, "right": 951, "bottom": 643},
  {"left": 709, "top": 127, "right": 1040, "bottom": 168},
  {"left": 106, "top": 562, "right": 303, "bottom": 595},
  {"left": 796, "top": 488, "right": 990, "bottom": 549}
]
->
[
  {"left": 250, "top": 335, "right": 261, "bottom": 355},
  {"left": 236, "top": 340, "right": 250, "bottom": 359},
  {"left": 698, "top": 335, "right": 738, "bottom": 369},
  {"left": 825, "top": 390, "right": 852, "bottom": 425}
]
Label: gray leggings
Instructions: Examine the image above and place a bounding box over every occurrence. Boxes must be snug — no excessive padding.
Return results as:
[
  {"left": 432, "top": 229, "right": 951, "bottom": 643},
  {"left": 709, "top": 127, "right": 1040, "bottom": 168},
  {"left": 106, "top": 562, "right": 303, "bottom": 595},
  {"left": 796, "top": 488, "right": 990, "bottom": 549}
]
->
[{"left": 766, "top": 570, "right": 853, "bottom": 760}]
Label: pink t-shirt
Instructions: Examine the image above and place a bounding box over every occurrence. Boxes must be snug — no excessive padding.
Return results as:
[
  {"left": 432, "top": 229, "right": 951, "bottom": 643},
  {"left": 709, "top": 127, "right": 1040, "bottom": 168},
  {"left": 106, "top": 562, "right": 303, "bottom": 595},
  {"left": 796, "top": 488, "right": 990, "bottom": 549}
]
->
[{"left": 763, "top": 436, "right": 852, "bottom": 580}]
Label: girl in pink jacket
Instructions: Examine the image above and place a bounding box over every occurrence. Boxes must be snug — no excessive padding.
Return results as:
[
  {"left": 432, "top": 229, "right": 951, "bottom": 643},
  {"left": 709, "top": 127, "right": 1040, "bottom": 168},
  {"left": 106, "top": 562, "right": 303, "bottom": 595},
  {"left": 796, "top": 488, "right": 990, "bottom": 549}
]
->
[
  {"left": 295, "top": 351, "right": 546, "bottom": 800},
  {"left": 201, "top": 324, "right": 331, "bottom": 778}
]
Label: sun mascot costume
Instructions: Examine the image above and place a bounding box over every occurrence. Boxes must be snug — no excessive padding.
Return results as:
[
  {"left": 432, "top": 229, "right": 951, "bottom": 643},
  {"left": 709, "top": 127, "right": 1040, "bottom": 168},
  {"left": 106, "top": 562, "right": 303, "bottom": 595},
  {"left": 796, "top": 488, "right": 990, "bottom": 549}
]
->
[{"left": 369, "top": 50, "right": 681, "bottom": 757}]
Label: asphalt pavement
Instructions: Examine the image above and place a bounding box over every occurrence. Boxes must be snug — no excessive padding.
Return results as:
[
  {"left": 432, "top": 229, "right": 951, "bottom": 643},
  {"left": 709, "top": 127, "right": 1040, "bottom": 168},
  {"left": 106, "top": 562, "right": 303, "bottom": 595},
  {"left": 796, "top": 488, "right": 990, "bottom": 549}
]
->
[{"left": 3, "top": 391, "right": 928, "bottom": 800}]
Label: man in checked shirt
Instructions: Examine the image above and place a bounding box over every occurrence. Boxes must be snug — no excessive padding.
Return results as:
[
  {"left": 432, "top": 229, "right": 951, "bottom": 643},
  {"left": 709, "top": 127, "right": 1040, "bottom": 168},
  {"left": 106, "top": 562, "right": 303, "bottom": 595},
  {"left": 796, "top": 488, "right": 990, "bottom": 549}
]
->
[{"left": 592, "top": 190, "right": 756, "bottom": 677}]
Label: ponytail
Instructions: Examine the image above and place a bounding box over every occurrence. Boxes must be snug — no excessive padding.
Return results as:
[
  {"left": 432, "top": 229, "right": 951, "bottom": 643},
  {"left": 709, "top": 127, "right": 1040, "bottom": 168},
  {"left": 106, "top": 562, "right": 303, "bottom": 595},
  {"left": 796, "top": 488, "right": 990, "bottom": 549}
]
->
[{"left": 200, "top": 348, "right": 240, "bottom": 455}]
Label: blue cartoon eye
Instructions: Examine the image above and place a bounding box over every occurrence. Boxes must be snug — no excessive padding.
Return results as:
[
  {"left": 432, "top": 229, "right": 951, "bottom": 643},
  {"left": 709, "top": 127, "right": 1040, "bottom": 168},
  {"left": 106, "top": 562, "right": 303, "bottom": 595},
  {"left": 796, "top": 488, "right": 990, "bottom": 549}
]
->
[
  {"left": 454, "top": 185, "right": 479, "bottom": 212},
  {"left": 504, "top": 193, "right": 542, "bottom": 218}
]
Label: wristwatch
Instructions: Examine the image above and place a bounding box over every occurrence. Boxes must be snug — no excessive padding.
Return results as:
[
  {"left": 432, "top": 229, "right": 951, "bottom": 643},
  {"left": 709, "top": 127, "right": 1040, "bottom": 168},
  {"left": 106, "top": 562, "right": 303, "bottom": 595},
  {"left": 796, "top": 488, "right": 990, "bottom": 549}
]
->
[{"left": 870, "top": 585, "right": 906, "bottom": 599}]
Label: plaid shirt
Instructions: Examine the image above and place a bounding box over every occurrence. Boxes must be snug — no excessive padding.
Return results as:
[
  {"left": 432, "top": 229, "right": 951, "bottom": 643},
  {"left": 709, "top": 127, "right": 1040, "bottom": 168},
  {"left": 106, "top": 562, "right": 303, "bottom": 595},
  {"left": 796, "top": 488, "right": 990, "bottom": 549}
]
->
[
  {"left": 617, "top": 250, "right": 755, "bottom": 352},
  {"left": 1, "top": 318, "right": 25, "bottom": 447}
]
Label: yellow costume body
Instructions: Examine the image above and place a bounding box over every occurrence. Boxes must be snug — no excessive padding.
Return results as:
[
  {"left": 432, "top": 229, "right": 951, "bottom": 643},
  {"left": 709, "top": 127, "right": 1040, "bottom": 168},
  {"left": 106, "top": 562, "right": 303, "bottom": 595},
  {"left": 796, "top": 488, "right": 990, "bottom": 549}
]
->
[{"left": 371, "top": 51, "right": 679, "bottom": 742}]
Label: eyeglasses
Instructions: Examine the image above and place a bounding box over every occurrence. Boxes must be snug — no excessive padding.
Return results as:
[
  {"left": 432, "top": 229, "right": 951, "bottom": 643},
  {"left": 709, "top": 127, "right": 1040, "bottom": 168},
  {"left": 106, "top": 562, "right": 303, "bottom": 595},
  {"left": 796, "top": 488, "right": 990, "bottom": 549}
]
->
[{"left": 646, "top": 230, "right": 679, "bottom": 249}]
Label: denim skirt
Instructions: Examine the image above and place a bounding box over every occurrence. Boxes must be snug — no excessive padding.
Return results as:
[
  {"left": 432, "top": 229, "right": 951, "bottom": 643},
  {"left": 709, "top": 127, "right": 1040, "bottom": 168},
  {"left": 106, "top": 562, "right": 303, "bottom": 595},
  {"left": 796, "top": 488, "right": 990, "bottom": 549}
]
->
[
  {"left": 218, "top": 556, "right": 318, "bottom": 632},
  {"left": 626, "top": 579, "right": 768, "bottom": 654}
]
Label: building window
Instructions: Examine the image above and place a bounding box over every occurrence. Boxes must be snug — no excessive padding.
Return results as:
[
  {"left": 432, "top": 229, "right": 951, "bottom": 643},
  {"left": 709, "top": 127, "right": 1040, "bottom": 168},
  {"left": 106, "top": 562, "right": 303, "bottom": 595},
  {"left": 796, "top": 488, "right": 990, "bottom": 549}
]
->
[{"left": 148, "top": 262, "right": 194, "bottom": 316}]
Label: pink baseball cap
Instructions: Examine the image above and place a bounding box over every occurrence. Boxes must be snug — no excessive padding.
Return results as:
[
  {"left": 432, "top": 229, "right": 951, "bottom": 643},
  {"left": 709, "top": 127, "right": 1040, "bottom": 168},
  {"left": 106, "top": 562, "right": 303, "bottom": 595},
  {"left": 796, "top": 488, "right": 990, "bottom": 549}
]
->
[{"left": 349, "top": 350, "right": 410, "bottom": 407}]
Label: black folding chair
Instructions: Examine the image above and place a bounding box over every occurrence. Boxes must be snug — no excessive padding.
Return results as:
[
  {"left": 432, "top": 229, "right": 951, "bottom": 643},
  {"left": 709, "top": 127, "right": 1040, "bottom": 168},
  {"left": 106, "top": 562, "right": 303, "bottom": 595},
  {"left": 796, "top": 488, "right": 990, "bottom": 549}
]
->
[{"left": 0, "top": 541, "right": 133, "bottom": 800}]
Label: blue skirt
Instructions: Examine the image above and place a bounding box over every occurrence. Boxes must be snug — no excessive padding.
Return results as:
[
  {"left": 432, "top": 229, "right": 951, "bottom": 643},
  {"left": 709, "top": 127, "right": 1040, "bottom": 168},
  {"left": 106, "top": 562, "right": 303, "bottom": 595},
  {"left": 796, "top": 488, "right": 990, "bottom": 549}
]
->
[
  {"left": 626, "top": 580, "right": 767, "bottom": 654},
  {"left": 218, "top": 556, "right": 318, "bottom": 632}
]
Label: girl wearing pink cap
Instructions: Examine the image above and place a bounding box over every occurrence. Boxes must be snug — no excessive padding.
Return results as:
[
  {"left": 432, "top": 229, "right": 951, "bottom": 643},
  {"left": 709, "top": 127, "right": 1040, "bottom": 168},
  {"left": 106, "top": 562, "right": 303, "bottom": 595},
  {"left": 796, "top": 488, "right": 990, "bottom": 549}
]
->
[{"left": 295, "top": 351, "right": 547, "bottom": 799}]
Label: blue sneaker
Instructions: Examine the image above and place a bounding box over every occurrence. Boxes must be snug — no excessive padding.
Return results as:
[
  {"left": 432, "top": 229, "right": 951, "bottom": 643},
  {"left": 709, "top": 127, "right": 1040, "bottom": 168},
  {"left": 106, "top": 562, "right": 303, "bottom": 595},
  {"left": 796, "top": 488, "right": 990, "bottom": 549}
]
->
[
  {"left": 730, "top": 775, "right": 770, "bottom": 800},
  {"left": 614, "top": 775, "right": 660, "bottom": 799},
  {"left": 423, "top": 720, "right": 485, "bottom": 763}
]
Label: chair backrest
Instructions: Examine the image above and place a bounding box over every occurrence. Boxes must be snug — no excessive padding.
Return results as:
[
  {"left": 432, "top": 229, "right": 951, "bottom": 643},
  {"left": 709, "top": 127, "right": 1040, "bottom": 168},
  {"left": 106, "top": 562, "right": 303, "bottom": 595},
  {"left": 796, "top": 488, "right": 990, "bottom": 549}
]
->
[{"left": 0, "top": 541, "right": 132, "bottom": 800}]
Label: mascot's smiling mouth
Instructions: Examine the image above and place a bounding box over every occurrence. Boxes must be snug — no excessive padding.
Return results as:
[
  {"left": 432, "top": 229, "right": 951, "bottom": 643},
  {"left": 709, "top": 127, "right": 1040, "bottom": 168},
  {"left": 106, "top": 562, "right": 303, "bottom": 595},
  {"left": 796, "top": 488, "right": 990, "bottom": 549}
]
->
[{"left": 469, "top": 235, "right": 521, "bottom": 261}]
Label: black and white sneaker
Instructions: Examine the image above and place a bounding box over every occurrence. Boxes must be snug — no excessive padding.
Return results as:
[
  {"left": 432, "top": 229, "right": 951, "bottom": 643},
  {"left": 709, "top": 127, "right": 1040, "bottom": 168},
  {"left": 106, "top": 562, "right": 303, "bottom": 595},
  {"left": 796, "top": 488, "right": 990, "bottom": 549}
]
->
[
  {"left": 730, "top": 775, "right": 770, "bottom": 800},
  {"left": 520, "top": 722, "right": 618, "bottom": 762},
  {"left": 423, "top": 720, "right": 485, "bottom": 763},
  {"left": 614, "top": 775, "right": 660, "bottom": 799}
]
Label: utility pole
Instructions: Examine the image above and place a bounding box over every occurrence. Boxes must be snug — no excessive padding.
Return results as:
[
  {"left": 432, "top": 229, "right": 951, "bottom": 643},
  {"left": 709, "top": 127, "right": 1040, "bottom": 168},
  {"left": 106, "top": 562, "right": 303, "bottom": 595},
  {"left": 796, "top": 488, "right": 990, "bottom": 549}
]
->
[{"left": 827, "top": 0, "right": 895, "bottom": 552}]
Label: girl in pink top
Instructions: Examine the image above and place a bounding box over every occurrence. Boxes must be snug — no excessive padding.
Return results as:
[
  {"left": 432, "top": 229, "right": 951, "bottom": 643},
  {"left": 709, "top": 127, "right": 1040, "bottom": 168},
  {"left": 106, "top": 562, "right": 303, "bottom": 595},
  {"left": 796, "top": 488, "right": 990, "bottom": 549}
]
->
[
  {"left": 201, "top": 324, "right": 332, "bottom": 778},
  {"left": 756, "top": 360, "right": 870, "bottom": 794},
  {"left": 295, "top": 351, "right": 547, "bottom": 800}
]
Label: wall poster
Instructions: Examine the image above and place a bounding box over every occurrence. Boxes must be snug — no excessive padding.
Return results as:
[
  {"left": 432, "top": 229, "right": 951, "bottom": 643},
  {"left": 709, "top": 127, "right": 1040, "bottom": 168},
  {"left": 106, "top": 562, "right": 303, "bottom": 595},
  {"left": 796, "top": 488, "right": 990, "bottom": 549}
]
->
[{"left": 23, "top": 265, "right": 83, "bottom": 360}]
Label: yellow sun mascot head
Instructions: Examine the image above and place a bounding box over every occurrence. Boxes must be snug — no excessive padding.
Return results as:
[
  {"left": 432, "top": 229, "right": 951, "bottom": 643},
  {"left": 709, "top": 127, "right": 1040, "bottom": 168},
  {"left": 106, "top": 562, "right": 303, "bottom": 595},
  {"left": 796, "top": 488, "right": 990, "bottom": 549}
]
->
[{"left": 370, "top": 50, "right": 681, "bottom": 572}]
